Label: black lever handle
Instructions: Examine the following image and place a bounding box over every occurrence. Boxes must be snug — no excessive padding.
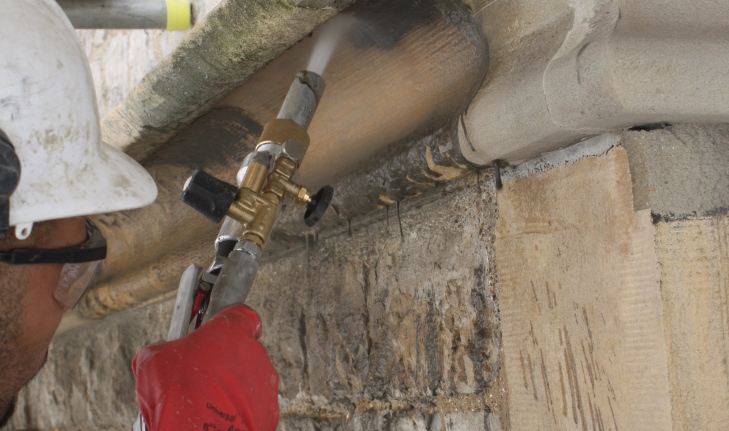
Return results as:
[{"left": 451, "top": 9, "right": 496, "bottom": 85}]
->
[
  {"left": 304, "top": 185, "right": 333, "bottom": 227},
  {"left": 180, "top": 169, "right": 237, "bottom": 223}
]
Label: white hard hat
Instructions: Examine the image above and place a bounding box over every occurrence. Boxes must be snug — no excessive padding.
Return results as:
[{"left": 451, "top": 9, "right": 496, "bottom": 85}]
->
[{"left": 0, "top": 0, "right": 158, "bottom": 239}]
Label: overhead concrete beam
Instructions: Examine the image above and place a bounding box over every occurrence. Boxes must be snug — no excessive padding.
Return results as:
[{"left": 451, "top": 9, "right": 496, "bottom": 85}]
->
[
  {"left": 101, "top": 0, "right": 355, "bottom": 160},
  {"left": 458, "top": 0, "right": 729, "bottom": 165}
]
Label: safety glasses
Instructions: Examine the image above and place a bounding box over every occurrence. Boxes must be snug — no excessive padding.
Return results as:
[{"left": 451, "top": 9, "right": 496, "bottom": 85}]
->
[{"left": 0, "top": 220, "right": 107, "bottom": 308}]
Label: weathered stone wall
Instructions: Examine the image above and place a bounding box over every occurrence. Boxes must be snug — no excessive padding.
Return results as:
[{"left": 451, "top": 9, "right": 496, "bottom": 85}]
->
[{"left": 9, "top": 173, "right": 507, "bottom": 430}]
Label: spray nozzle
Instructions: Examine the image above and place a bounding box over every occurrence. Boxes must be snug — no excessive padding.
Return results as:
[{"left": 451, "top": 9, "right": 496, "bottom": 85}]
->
[{"left": 181, "top": 70, "right": 334, "bottom": 250}]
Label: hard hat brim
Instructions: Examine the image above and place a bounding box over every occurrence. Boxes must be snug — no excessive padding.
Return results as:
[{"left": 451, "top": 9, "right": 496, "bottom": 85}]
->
[{"left": 10, "top": 144, "right": 158, "bottom": 227}]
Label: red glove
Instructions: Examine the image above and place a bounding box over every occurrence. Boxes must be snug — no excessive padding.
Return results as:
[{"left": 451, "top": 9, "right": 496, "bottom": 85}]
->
[{"left": 132, "top": 305, "right": 279, "bottom": 431}]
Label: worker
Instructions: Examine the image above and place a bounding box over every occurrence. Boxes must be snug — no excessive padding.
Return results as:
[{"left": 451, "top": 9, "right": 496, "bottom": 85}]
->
[{"left": 0, "top": 1, "right": 279, "bottom": 430}]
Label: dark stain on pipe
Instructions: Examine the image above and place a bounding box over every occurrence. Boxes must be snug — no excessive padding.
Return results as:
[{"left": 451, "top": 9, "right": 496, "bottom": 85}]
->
[
  {"left": 80, "top": 107, "right": 262, "bottom": 318},
  {"left": 345, "top": 0, "right": 490, "bottom": 166},
  {"left": 347, "top": 0, "right": 440, "bottom": 50},
  {"left": 144, "top": 107, "right": 262, "bottom": 168},
  {"left": 348, "top": 0, "right": 484, "bottom": 50}
]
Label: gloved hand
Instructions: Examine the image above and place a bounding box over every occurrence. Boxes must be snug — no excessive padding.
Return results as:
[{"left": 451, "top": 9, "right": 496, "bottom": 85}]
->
[{"left": 132, "top": 305, "right": 279, "bottom": 431}]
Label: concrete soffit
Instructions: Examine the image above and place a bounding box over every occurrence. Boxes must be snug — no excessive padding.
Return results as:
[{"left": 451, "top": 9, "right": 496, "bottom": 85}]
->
[
  {"left": 101, "top": 0, "right": 355, "bottom": 160},
  {"left": 459, "top": 0, "right": 729, "bottom": 165}
]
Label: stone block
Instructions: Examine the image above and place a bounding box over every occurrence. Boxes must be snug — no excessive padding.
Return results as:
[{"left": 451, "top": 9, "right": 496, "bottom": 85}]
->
[
  {"left": 496, "top": 145, "right": 673, "bottom": 430},
  {"left": 250, "top": 173, "right": 501, "bottom": 407},
  {"left": 655, "top": 216, "right": 729, "bottom": 431},
  {"left": 622, "top": 124, "right": 729, "bottom": 219},
  {"left": 494, "top": 127, "right": 729, "bottom": 430}
]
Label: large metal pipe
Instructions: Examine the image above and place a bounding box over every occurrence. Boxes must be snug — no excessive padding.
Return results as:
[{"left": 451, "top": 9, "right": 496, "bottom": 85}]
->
[
  {"left": 72, "top": 0, "right": 488, "bottom": 320},
  {"left": 56, "top": 0, "right": 191, "bottom": 30}
]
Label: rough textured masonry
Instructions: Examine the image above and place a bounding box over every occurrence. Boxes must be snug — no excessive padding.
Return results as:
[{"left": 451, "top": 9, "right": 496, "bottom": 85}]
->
[
  {"left": 622, "top": 124, "right": 729, "bottom": 219},
  {"left": 10, "top": 174, "right": 506, "bottom": 431}
]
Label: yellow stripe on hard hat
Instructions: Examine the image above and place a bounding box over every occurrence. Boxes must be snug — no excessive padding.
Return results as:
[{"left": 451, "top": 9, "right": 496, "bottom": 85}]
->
[{"left": 166, "top": 0, "right": 191, "bottom": 31}]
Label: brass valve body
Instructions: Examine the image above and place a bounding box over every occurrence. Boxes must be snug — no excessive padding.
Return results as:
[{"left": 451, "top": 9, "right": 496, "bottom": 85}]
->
[{"left": 225, "top": 120, "right": 313, "bottom": 249}]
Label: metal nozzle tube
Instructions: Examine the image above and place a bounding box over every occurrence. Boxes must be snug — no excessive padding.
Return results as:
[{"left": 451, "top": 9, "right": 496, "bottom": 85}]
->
[
  {"left": 203, "top": 71, "right": 326, "bottom": 321},
  {"left": 202, "top": 240, "right": 261, "bottom": 322},
  {"left": 277, "top": 71, "right": 326, "bottom": 130}
]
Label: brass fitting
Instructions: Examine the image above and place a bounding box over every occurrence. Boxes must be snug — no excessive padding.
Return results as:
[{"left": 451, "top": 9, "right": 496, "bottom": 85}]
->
[
  {"left": 240, "top": 161, "right": 268, "bottom": 193},
  {"left": 226, "top": 189, "right": 277, "bottom": 249},
  {"left": 222, "top": 120, "right": 312, "bottom": 249},
  {"left": 256, "top": 119, "right": 309, "bottom": 150},
  {"left": 294, "top": 184, "right": 313, "bottom": 205},
  {"left": 180, "top": 71, "right": 327, "bottom": 253},
  {"left": 263, "top": 158, "right": 296, "bottom": 203}
]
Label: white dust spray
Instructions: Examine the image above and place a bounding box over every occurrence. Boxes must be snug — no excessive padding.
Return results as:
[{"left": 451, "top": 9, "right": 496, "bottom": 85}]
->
[{"left": 306, "top": 14, "right": 357, "bottom": 76}]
